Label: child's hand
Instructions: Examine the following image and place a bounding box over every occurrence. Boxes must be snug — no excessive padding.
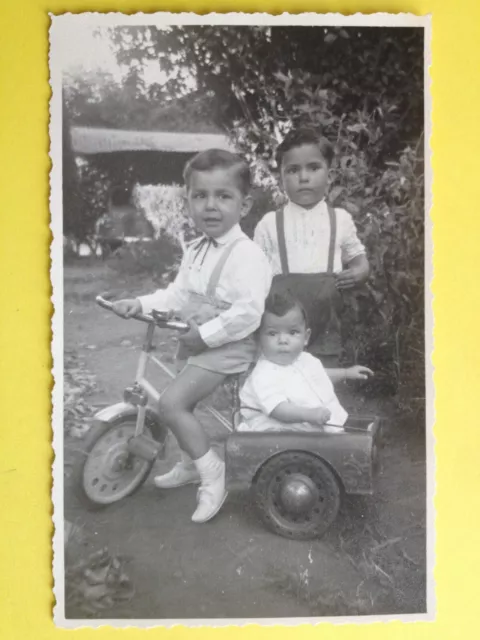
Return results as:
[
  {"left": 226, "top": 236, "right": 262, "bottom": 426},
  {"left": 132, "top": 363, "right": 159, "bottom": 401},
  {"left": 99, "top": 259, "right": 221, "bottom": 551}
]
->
[
  {"left": 310, "top": 407, "right": 332, "bottom": 427},
  {"left": 178, "top": 320, "right": 208, "bottom": 355},
  {"left": 112, "top": 298, "right": 142, "bottom": 319},
  {"left": 345, "top": 365, "right": 374, "bottom": 381},
  {"left": 335, "top": 266, "right": 363, "bottom": 290}
]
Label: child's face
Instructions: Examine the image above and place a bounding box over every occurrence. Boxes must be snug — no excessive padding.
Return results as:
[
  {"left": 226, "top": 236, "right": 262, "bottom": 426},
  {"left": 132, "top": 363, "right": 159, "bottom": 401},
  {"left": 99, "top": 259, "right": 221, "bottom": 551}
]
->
[
  {"left": 186, "top": 167, "right": 252, "bottom": 238},
  {"left": 280, "top": 143, "right": 330, "bottom": 209},
  {"left": 259, "top": 306, "right": 311, "bottom": 366}
]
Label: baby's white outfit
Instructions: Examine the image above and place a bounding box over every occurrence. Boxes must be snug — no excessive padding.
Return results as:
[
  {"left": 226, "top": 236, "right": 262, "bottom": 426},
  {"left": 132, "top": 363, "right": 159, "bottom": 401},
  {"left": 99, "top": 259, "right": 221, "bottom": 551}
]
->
[{"left": 238, "top": 351, "right": 348, "bottom": 432}]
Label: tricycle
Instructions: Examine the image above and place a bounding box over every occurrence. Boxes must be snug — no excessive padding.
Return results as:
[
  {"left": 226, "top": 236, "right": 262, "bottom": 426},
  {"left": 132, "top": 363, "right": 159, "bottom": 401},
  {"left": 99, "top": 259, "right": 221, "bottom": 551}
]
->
[{"left": 73, "top": 295, "right": 381, "bottom": 541}]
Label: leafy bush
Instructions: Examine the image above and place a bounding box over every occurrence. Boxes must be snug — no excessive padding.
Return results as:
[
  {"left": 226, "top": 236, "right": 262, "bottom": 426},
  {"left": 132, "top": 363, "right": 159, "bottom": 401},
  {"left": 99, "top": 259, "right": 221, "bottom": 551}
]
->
[
  {"left": 339, "top": 145, "right": 425, "bottom": 413},
  {"left": 132, "top": 183, "right": 197, "bottom": 251}
]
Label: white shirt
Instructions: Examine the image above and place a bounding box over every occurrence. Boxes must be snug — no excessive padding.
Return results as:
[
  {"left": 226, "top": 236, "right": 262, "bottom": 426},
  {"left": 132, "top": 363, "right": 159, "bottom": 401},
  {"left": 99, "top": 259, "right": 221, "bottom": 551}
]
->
[
  {"left": 138, "top": 224, "right": 272, "bottom": 348},
  {"left": 239, "top": 351, "right": 348, "bottom": 431},
  {"left": 253, "top": 200, "right": 366, "bottom": 275}
]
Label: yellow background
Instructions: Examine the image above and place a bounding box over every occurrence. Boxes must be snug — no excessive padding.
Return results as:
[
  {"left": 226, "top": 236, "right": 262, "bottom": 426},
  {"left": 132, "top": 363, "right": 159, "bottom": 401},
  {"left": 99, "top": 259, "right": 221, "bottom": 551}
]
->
[{"left": 1, "top": 0, "right": 478, "bottom": 637}]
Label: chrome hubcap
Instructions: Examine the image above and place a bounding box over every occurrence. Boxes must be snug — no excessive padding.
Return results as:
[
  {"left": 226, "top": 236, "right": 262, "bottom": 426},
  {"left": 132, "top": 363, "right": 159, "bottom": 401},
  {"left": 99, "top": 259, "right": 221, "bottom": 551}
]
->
[
  {"left": 279, "top": 474, "right": 319, "bottom": 515},
  {"left": 266, "top": 460, "right": 329, "bottom": 527}
]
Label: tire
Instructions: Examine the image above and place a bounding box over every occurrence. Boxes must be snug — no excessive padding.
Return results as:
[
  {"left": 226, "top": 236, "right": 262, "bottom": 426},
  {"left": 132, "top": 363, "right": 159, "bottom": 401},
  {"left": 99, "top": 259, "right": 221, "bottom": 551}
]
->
[
  {"left": 72, "top": 417, "right": 156, "bottom": 510},
  {"left": 253, "top": 451, "right": 342, "bottom": 540}
]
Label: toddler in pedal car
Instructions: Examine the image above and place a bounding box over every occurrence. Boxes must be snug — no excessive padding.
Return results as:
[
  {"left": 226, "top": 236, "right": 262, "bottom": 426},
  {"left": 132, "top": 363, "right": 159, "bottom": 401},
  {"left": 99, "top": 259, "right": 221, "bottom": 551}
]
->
[{"left": 238, "top": 291, "right": 373, "bottom": 433}]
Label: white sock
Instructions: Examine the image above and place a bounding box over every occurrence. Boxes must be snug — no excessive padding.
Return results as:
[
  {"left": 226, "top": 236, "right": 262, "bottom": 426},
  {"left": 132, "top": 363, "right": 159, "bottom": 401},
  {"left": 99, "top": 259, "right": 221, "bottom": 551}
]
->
[{"left": 193, "top": 449, "right": 224, "bottom": 483}]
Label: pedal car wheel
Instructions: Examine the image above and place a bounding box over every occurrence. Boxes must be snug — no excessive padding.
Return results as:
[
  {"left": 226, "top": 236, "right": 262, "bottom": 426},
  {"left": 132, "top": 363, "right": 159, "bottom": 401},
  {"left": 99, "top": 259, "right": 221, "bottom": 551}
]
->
[
  {"left": 72, "top": 418, "right": 155, "bottom": 510},
  {"left": 253, "top": 451, "right": 341, "bottom": 540}
]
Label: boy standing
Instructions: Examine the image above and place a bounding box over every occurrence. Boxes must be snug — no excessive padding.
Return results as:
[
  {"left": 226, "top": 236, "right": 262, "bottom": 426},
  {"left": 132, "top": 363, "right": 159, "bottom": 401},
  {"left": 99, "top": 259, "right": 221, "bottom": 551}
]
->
[
  {"left": 112, "top": 149, "right": 272, "bottom": 523},
  {"left": 254, "top": 127, "right": 369, "bottom": 367}
]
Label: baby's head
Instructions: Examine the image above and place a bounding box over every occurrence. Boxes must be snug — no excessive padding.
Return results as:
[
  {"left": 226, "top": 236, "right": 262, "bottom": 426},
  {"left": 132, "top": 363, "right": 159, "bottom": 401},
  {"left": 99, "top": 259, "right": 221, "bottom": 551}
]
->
[
  {"left": 259, "top": 291, "right": 311, "bottom": 366},
  {"left": 275, "top": 127, "right": 334, "bottom": 210},
  {"left": 183, "top": 149, "right": 252, "bottom": 238}
]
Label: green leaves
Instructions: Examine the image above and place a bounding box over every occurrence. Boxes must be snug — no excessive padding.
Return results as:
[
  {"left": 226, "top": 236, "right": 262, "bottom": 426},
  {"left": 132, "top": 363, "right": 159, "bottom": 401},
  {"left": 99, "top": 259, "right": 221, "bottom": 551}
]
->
[
  {"left": 64, "top": 350, "right": 97, "bottom": 438},
  {"left": 328, "top": 185, "right": 345, "bottom": 204}
]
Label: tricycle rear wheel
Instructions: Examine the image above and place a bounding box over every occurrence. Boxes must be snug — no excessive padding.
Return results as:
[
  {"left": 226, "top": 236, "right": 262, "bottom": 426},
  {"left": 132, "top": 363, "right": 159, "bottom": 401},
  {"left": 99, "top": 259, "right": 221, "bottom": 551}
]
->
[
  {"left": 253, "top": 451, "right": 341, "bottom": 540},
  {"left": 72, "top": 418, "right": 156, "bottom": 510}
]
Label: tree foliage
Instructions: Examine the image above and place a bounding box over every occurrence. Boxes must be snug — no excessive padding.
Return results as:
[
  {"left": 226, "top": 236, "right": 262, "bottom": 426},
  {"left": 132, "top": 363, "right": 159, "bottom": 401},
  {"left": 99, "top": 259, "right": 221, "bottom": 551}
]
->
[
  {"left": 63, "top": 66, "right": 218, "bottom": 132},
  {"left": 110, "top": 26, "right": 422, "bottom": 154}
]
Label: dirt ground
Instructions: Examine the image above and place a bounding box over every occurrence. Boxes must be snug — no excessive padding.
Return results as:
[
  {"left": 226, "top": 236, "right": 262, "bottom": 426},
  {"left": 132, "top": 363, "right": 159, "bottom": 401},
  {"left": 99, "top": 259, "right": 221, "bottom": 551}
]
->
[{"left": 62, "top": 262, "right": 427, "bottom": 620}]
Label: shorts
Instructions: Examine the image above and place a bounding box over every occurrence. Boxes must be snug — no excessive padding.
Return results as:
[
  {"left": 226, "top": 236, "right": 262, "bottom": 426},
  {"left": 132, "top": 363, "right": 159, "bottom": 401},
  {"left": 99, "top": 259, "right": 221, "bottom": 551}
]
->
[{"left": 177, "top": 335, "right": 258, "bottom": 376}]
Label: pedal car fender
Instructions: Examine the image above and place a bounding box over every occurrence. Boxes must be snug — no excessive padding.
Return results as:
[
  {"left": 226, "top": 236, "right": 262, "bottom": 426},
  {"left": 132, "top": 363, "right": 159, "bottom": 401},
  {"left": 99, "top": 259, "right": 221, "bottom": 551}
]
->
[{"left": 93, "top": 402, "right": 168, "bottom": 444}]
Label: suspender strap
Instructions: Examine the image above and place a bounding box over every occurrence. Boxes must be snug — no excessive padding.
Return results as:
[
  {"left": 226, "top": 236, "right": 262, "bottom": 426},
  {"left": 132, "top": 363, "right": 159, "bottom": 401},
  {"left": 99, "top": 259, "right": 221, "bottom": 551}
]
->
[
  {"left": 276, "top": 204, "right": 337, "bottom": 275},
  {"left": 326, "top": 204, "right": 336, "bottom": 275},
  {"left": 276, "top": 207, "right": 289, "bottom": 275},
  {"left": 205, "top": 237, "right": 245, "bottom": 298}
]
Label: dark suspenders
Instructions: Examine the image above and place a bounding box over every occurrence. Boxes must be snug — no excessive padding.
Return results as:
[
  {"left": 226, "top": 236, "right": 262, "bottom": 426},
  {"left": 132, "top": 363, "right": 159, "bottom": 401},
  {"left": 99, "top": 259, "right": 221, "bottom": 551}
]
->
[{"left": 275, "top": 204, "right": 337, "bottom": 275}]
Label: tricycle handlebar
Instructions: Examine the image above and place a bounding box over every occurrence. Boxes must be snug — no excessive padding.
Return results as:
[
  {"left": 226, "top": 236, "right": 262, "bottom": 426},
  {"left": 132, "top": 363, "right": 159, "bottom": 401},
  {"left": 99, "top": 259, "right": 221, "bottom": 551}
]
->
[{"left": 95, "top": 295, "right": 189, "bottom": 332}]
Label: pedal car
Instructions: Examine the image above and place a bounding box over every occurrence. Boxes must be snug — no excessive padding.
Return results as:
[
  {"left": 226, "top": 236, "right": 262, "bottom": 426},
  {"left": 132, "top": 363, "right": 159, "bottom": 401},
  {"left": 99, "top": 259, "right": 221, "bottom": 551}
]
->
[{"left": 73, "top": 296, "right": 381, "bottom": 540}]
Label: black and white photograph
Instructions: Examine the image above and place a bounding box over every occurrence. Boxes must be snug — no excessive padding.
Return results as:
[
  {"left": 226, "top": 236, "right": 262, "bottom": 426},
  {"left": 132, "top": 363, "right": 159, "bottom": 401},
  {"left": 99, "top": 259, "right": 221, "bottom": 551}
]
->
[{"left": 50, "top": 12, "right": 433, "bottom": 626}]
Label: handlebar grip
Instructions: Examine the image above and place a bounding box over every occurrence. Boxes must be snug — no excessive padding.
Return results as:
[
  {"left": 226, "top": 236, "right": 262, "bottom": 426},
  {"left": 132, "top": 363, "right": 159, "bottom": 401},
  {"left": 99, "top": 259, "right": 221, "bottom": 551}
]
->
[
  {"left": 95, "top": 295, "right": 151, "bottom": 323},
  {"left": 95, "top": 295, "right": 115, "bottom": 311},
  {"left": 95, "top": 295, "right": 189, "bottom": 331},
  {"left": 152, "top": 309, "right": 189, "bottom": 331}
]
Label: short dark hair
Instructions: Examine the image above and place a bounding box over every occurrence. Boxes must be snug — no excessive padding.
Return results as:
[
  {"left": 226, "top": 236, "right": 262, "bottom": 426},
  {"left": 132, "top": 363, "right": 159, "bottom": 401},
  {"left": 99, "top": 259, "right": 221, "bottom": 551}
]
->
[
  {"left": 275, "top": 127, "right": 335, "bottom": 169},
  {"left": 183, "top": 148, "right": 251, "bottom": 194},
  {"left": 262, "top": 290, "right": 309, "bottom": 327}
]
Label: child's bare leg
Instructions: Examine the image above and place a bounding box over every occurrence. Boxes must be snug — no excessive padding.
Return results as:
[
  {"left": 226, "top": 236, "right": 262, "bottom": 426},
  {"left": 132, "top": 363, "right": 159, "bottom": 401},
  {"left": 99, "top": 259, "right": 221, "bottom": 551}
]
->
[
  {"left": 157, "top": 364, "right": 225, "bottom": 458},
  {"left": 154, "top": 365, "right": 222, "bottom": 490},
  {"left": 155, "top": 365, "right": 228, "bottom": 522},
  {"left": 153, "top": 357, "right": 197, "bottom": 489}
]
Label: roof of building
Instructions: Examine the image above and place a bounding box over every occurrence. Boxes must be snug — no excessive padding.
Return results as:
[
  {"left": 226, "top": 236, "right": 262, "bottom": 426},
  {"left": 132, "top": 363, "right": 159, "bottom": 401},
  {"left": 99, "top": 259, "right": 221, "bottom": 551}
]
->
[{"left": 71, "top": 126, "right": 235, "bottom": 155}]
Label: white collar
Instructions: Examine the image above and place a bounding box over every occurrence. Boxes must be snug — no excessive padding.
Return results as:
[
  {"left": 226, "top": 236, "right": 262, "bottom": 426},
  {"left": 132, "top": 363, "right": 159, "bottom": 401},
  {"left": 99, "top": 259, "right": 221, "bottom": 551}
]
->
[
  {"left": 213, "top": 223, "right": 244, "bottom": 246},
  {"left": 285, "top": 199, "right": 327, "bottom": 216}
]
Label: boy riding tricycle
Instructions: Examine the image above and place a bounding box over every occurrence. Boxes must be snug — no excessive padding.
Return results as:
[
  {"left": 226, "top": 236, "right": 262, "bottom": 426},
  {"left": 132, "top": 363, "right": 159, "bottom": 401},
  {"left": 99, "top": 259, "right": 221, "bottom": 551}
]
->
[{"left": 73, "top": 294, "right": 381, "bottom": 541}]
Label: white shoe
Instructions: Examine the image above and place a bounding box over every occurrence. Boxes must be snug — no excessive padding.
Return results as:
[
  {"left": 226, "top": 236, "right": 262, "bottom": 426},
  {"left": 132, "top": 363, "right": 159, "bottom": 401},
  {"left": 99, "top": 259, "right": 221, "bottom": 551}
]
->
[
  {"left": 191, "top": 471, "right": 228, "bottom": 523},
  {"left": 154, "top": 462, "right": 200, "bottom": 489}
]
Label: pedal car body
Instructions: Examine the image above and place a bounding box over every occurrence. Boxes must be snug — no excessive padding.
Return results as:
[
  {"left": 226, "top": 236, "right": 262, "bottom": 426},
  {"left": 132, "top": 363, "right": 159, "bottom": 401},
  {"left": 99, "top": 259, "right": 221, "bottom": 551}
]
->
[
  {"left": 225, "top": 417, "right": 381, "bottom": 539},
  {"left": 226, "top": 416, "right": 380, "bottom": 495}
]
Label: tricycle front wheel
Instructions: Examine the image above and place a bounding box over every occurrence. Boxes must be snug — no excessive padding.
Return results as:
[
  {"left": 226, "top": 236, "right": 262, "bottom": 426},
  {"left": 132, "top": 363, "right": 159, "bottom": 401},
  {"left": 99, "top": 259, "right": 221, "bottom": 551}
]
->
[
  {"left": 72, "top": 418, "right": 155, "bottom": 510},
  {"left": 253, "top": 451, "right": 342, "bottom": 540}
]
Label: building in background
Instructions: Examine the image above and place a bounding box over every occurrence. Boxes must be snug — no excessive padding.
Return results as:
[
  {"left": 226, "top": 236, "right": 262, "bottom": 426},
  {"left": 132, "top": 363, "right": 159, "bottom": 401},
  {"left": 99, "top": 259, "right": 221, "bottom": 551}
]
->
[{"left": 69, "top": 126, "right": 234, "bottom": 254}]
